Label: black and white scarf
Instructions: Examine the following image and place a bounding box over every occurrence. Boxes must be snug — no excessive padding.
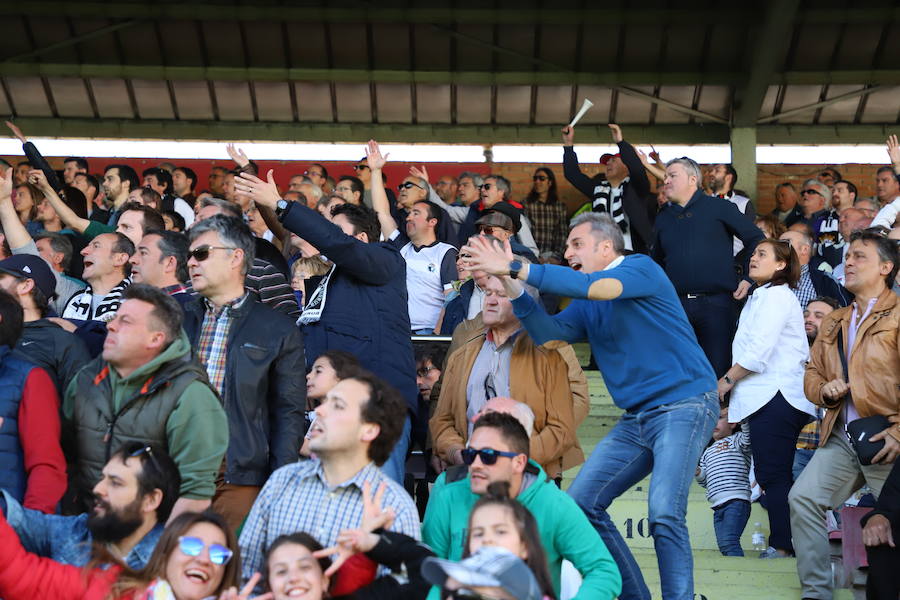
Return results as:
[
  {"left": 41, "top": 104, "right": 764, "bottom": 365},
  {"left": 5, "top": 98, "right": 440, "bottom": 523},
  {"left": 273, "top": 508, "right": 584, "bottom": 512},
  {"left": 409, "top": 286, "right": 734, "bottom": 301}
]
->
[
  {"left": 297, "top": 264, "right": 337, "bottom": 325},
  {"left": 592, "top": 177, "right": 629, "bottom": 233},
  {"left": 62, "top": 278, "right": 131, "bottom": 322}
]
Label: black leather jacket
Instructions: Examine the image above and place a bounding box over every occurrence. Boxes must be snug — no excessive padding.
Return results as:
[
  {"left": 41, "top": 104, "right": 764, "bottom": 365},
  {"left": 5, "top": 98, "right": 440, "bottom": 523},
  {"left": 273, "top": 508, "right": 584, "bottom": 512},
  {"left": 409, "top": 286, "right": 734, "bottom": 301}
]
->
[{"left": 182, "top": 296, "right": 306, "bottom": 486}]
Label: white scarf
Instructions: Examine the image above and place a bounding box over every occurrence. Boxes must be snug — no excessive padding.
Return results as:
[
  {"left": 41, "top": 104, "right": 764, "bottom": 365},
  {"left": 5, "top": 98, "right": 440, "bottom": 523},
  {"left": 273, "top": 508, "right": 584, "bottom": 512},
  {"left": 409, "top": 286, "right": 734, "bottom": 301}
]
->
[{"left": 297, "top": 264, "right": 337, "bottom": 325}]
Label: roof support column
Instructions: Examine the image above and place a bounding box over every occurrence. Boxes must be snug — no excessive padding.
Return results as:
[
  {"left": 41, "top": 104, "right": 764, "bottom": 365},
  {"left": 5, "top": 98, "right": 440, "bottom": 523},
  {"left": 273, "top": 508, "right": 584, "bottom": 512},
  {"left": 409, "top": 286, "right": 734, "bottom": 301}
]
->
[{"left": 730, "top": 127, "right": 757, "bottom": 203}]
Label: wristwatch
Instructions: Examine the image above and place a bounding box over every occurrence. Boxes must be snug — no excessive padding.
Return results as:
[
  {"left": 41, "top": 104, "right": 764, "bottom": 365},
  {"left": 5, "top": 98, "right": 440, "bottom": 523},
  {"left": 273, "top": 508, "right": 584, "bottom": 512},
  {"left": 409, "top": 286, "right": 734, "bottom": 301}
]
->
[
  {"left": 275, "top": 198, "right": 290, "bottom": 218},
  {"left": 508, "top": 259, "right": 523, "bottom": 280},
  {"left": 723, "top": 375, "right": 734, "bottom": 385}
]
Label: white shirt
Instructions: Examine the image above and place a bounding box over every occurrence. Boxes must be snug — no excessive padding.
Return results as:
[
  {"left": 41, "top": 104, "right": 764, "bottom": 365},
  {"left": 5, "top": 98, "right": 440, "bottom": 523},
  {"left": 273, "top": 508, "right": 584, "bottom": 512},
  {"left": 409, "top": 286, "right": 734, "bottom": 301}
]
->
[{"left": 728, "top": 283, "right": 816, "bottom": 422}]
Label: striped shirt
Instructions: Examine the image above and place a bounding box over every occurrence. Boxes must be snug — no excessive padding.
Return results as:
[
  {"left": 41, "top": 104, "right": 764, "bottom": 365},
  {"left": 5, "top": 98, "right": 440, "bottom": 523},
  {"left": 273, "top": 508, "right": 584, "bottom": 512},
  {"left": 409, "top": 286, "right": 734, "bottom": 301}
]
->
[
  {"left": 696, "top": 431, "right": 752, "bottom": 508},
  {"left": 246, "top": 258, "right": 300, "bottom": 319},
  {"left": 196, "top": 293, "right": 249, "bottom": 395},
  {"left": 238, "top": 460, "right": 420, "bottom": 581}
]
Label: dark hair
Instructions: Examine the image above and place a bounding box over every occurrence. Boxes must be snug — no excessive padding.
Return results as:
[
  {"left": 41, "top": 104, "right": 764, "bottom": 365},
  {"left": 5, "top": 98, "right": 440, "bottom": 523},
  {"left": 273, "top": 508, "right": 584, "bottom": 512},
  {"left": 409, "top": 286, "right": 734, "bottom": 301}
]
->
[
  {"left": 76, "top": 172, "right": 99, "bottom": 195},
  {"left": 161, "top": 210, "right": 186, "bottom": 232},
  {"left": 64, "top": 157, "right": 89, "bottom": 171},
  {"left": 316, "top": 350, "right": 362, "bottom": 380},
  {"left": 0, "top": 289, "right": 24, "bottom": 348},
  {"left": 835, "top": 179, "right": 858, "bottom": 197},
  {"left": 188, "top": 214, "right": 256, "bottom": 277},
  {"left": 200, "top": 196, "right": 242, "bottom": 219},
  {"left": 122, "top": 283, "right": 184, "bottom": 344},
  {"left": 723, "top": 164, "right": 738, "bottom": 188},
  {"left": 755, "top": 238, "right": 801, "bottom": 288},
  {"left": 526, "top": 167, "right": 558, "bottom": 205},
  {"left": 414, "top": 199, "right": 442, "bottom": 224},
  {"left": 142, "top": 167, "right": 173, "bottom": 194},
  {"left": 109, "top": 441, "right": 181, "bottom": 523},
  {"left": 25, "top": 278, "right": 52, "bottom": 317},
  {"left": 330, "top": 203, "right": 380, "bottom": 244},
  {"left": 262, "top": 532, "right": 330, "bottom": 591},
  {"left": 122, "top": 201, "right": 166, "bottom": 234},
  {"left": 415, "top": 343, "right": 447, "bottom": 371},
  {"left": 15, "top": 160, "right": 31, "bottom": 169},
  {"left": 174, "top": 166, "right": 197, "bottom": 191},
  {"left": 35, "top": 232, "right": 74, "bottom": 270},
  {"left": 133, "top": 187, "right": 162, "bottom": 209},
  {"left": 110, "top": 232, "right": 136, "bottom": 277},
  {"left": 338, "top": 175, "right": 364, "bottom": 199},
  {"left": 472, "top": 411, "right": 530, "bottom": 458},
  {"left": 848, "top": 229, "right": 900, "bottom": 287},
  {"left": 13, "top": 182, "right": 41, "bottom": 221},
  {"left": 485, "top": 174, "right": 512, "bottom": 201},
  {"left": 754, "top": 214, "right": 786, "bottom": 239},
  {"left": 344, "top": 371, "right": 406, "bottom": 466},
  {"left": 808, "top": 295, "right": 841, "bottom": 311},
  {"left": 105, "top": 164, "right": 140, "bottom": 194},
  {"left": 466, "top": 482, "right": 557, "bottom": 600},
  {"left": 309, "top": 163, "right": 329, "bottom": 180},
  {"left": 145, "top": 229, "right": 190, "bottom": 283},
  {"left": 60, "top": 185, "right": 88, "bottom": 219},
  {"left": 877, "top": 165, "right": 895, "bottom": 177}
]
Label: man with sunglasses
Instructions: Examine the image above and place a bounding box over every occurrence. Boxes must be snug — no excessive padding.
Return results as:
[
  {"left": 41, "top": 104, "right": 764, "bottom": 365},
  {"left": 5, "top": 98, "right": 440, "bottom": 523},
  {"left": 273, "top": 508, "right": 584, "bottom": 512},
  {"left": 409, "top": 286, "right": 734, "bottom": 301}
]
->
[
  {"left": 1, "top": 442, "right": 179, "bottom": 568},
  {"left": 353, "top": 157, "right": 397, "bottom": 210},
  {"left": 424, "top": 411, "right": 621, "bottom": 600},
  {"left": 795, "top": 178, "right": 831, "bottom": 229}
]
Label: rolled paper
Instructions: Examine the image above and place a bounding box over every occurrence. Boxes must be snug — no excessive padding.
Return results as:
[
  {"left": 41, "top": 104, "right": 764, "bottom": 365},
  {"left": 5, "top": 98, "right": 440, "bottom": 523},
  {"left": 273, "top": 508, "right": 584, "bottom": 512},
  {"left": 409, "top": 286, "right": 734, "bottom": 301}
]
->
[{"left": 568, "top": 98, "right": 595, "bottom": 128}]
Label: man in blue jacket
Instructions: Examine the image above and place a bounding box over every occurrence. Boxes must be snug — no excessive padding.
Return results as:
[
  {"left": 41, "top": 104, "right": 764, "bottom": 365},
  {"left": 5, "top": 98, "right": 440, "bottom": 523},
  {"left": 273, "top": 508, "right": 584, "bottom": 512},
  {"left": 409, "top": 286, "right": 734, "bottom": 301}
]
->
[
  {"left": 464, "top": 211, "right": 718, "bottom": 600},
  {"left": 236, "top": 171, "right": 417, "bottom": 485}
]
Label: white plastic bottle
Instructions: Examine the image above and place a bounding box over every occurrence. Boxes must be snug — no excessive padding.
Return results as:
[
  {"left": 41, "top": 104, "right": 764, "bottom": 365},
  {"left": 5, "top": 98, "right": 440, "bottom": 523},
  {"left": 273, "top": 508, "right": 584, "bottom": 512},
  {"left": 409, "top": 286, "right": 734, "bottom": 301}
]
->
[{"left": 752, "top": 522, "right": 766, "bottom": 552}]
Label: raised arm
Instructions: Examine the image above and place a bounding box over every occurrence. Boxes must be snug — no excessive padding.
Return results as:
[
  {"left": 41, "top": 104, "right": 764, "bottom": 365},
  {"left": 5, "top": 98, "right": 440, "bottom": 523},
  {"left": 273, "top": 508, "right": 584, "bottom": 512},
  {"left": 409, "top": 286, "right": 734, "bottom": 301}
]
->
[
  {"left": 561, "top": 126, "right": 598, "bottom": 198},
  {"left": 411, "top": 165, "right": 470, "bottom": 224},
  {"left": 5, "top": 122, "right": 63, "bottom": 193},
  {"left": 0, "top": 168, "right": 33, "bottom": 249},
  {"left": 613, "top": 125, "right": 650, "bottom": 198},
  {"left": 365, "top": 140, "right": 399, "bottom": 239},
  {"left": 637, "top": 148, "right": 667, "bottom": 182},
  {"left": 27, "top": 170, "right": 91, "bottom": 234}
]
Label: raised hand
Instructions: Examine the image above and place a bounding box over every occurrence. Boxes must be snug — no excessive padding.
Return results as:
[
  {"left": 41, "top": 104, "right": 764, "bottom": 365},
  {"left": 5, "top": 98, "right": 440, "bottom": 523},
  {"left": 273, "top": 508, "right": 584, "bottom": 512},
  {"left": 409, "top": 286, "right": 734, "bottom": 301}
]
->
[
  {"left": 886, "top": 135, "right": 900, "bottom": 168},
  {"left": 561, "top": 126, "right": 574, "bottom": 146},
  {"left": 226, "top": 143, "right": 250, "bottom": 168},
  {"left": 5, "top": 121, "right": 26, "bottom": 144},
  {"left": 409, "top": 164, "right": 430, "bottom": 184},
  {"left": 27, "top": 169, "right": 51, "bottom": 191},
  {"left": 608, "top": 124, "right": 623, "bottom": 143},
  {"left": 217, "top": 572, "right": 273, "bottom": 600},
  {"left": 0, "top": 167, "right": 13, "bottom": 200},
  {"left": 235, "top": 169, "right": 280, "bottom": 210},
  {"left": 365, "top": 140, "right": 389, "bottom": 171},
  {"left": 360, "top": 481, "right": 395, "bottom": 534},
  {"left": 463, "top": 236, "right": 515, "bottom": 277},
  {"left": 649, "top": 145, "right": 662, "bottom": 163}
]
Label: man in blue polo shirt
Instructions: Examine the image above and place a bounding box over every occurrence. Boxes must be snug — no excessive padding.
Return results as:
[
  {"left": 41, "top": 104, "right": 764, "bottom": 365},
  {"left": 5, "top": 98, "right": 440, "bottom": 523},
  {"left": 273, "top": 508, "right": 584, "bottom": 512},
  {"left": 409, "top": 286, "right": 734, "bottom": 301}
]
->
[{"left": 465, "top": 211, "right": 717, "bottom": 600}]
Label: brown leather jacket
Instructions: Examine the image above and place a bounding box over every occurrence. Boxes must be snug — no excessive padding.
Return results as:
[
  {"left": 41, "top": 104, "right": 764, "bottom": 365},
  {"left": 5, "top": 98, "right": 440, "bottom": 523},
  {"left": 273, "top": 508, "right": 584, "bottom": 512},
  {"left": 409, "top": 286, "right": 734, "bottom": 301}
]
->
[
  {"left": 430, "top": 324, "right": 585, "bottom": 477},
  {"left": 804, "top": 287, "right": 900, "bottom": 445}
]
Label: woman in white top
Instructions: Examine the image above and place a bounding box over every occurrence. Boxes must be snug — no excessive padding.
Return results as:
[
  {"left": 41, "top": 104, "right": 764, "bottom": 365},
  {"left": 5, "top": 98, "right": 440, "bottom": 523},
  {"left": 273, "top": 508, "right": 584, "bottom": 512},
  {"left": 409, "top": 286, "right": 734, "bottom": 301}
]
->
[{"left": 717, "top": 238, "right": 816, "bottom": 559}]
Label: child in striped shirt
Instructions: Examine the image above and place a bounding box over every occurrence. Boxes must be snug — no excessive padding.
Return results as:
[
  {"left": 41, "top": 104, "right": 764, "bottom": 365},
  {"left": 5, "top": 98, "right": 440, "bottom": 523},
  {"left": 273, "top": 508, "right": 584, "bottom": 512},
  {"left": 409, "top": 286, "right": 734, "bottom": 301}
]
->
[{"left": 696, "top": 409, "right": 752, "bottom": 556}]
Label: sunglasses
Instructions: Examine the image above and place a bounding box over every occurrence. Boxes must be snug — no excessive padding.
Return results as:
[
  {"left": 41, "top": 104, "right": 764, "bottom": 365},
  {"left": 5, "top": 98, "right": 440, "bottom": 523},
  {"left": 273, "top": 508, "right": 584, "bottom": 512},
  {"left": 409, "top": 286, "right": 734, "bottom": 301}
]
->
[
  {"left": 417, "top": 365, "right": 437, "bottom": 378},
  {"left": 533, "top": 175, "right": 548, "bottom": 181},
  {"left": 189, "top": 245, "right": 236, "bottom": 262},
  {"left": 801, "top": 189, "right": 823, "bottom": 197},
  {"left": 128, "top": 445, "right": 161, "bottom": 473},
  {"left": 353, "top": 164, "right": 370, "bottom": 171},
  {"left": 178, "top": 536, "right": 233, "bottom": 565},
  {"left": 478, "top": 183, "right": 495, "bottom": 191},
  {"left": 457, "top": 253, "right": 472, "bottom": 260},
  {"left": 398, "top": 181, "right": 425, "bottom": 191},
  {"left": 460, "top": 447, "right": 520, "bottom": 466},
  {"left": 477, "top": 226, "right": 508, "bottom": 236}
]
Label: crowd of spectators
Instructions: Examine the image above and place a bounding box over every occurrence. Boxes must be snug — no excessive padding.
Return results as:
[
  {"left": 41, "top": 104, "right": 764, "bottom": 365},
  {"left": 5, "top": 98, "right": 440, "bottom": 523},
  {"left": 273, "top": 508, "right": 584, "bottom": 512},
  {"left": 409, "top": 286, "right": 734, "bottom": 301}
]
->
[{"left": 0, "top": 117, "right": 898, "bottom": 600}]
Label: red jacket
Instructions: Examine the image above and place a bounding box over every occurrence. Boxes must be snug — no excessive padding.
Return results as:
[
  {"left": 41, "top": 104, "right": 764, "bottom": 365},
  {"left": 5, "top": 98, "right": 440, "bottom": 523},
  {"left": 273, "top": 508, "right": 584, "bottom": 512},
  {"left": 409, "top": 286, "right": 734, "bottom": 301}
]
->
[{"left": 0, "top": 513, "right": 127, "bottom": 600}]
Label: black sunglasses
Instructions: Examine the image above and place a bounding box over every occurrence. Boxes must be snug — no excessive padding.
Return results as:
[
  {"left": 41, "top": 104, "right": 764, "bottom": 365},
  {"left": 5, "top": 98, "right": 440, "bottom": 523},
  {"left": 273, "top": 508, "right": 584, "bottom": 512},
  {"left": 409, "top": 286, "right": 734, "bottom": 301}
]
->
[
  {"left": 128, "top": 445, "right": 162, "bottom": 474},
  {"left": 460, "top": 447, "right": 520, "bottom": 465},
  {"left": 398, "top": 181, "right": 424, "bottom": 191},
  {"left": 801, "top": 189, "right": 823, "bottom": 197},
  {"left": 533, "top": 175, "right": 548, "bottom": 181},
  {"left": 478, "top": 183, "right": 495, "bottom": 191},
  {"left": 189, "top": 244, "right": 237, "bottom": 262},
  {"left": 354, "top": 164, "right": 370, "bottom": 171}
]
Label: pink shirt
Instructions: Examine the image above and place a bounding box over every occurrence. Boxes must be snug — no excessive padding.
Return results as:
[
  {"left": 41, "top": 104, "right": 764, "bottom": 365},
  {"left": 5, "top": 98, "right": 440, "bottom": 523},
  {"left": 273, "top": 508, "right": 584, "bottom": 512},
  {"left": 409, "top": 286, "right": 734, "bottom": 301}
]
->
[{"left": 844, "top": 297, "right": 878, "bottom": 423}]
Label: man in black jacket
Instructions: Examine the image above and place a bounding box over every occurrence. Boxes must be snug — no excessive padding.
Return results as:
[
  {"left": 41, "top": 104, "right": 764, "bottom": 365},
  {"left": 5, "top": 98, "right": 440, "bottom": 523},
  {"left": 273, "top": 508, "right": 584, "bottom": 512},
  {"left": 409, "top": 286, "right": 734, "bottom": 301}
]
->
[
  {"left": 0, "top": 254, "right": 90, "bottom": 395},
  {"left": 181, "top": 214, "right": 306, "bottom": 531},
  {"left": 562, "top": 123, "right": 655, "bottom": 253}
]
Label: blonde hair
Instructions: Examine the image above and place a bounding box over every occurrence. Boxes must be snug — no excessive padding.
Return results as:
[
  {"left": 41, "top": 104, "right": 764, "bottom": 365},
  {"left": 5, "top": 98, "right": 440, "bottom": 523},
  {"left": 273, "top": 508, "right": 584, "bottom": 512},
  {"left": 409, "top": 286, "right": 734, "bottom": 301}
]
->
[{"left": 291, "top": 256, "right": 332, "bottom": 281}]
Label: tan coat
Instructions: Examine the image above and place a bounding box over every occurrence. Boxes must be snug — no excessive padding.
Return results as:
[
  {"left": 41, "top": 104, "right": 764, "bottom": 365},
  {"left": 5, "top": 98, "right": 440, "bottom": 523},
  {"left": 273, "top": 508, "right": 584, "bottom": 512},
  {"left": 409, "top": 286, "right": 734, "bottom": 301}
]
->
[
  {"left": 430, "top": 322, "right": 586, "bottom": 477},
  {"left": 805, "top": 287, "right": 900, "bottom": 445}
]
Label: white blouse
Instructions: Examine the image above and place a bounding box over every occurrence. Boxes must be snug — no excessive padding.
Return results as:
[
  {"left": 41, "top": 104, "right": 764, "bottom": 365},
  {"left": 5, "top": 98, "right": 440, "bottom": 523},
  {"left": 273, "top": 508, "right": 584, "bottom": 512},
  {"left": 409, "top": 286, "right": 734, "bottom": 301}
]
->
[{"left": 728, "top": 283, "right": 817, "bottom": 422}]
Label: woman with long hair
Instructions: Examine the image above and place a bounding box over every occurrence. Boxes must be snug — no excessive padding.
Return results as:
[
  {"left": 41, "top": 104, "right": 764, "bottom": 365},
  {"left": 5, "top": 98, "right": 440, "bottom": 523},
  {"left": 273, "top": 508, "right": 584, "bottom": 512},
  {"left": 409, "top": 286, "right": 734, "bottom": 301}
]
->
[
  {"left": 717, "top": 239, "right": 817, "bottom": 559},
  {"left": 0, "top": 510, "right": 240, "bottom": 599},
  {"left": 523, "top": 167, "right": 568, "bottom": 262}
]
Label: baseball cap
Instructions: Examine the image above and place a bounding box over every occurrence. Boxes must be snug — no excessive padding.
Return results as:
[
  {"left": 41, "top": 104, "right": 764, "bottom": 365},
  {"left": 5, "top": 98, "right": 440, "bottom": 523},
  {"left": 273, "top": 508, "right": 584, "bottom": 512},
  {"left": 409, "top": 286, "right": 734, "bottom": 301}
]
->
[
  {"left": 0, "top": 255, "right": 56, "bottom": 299},
  {"left": 599, "top": 153, "right": 620, "bottom": 165},
  {"left": 475, "top": 202, "right": 522, "bottom": 234},
  {"left": 422, "top": 547, "right": 542, "bottom": 600}
]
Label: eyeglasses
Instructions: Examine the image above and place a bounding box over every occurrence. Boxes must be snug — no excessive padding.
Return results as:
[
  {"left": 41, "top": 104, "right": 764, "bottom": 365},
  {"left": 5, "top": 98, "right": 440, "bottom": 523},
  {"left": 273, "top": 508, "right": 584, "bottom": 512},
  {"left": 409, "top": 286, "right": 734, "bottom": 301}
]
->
[
  {"left": 416, "top": 365, "right": 437, "bottom": 378},
  {"left": 353, "top": 164, "right": 370, "bottom": 171},
  {"left": 189, "top": 245, "right": 237, "bottom": 262},
  {"left": 398, "top": 181, "right": 425, "bottom": 191},
  {"left": 178, "top": 536, "right": 233, "bottom": 565},
  {"left": 533, "top": 175, "right": 548, "bottom": 182},
  {"left": 335, "top": 186, "right": 353, "bottom": 193},
  {"left": 801, "top": 189, "right": 824, "bottom": 197},
  {"left": 304, "top": 170, "right": 323, "bottom": 178},
  {"left": 461, "top": 447, "right": 521, "bottom": 466},
  {"left": 478, "top": 183, "right": 495, "bottom": 191}
]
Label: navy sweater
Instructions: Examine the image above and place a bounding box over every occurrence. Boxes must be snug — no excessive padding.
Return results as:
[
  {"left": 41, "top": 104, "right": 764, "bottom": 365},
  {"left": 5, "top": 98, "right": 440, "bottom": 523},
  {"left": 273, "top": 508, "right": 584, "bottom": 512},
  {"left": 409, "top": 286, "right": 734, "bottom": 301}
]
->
[{"left": 652, "top": 190, "right": 765, "bottom": 295}]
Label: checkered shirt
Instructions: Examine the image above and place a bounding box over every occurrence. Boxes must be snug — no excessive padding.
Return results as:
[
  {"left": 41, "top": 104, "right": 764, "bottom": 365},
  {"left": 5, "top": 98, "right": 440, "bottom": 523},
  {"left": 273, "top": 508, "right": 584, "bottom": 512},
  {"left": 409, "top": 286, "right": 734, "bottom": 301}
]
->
[
  {"left": 523, "top": 198, "right": 569, "bottom": 257},
  {"left": 196, "top": 293, "right": 249, "bottom": 395},
  {"left": 794, "top": 264, "right": 817, "bottom": 309},
  {"left": 239, "top": 460, "right": 421, "bottom": 581}
]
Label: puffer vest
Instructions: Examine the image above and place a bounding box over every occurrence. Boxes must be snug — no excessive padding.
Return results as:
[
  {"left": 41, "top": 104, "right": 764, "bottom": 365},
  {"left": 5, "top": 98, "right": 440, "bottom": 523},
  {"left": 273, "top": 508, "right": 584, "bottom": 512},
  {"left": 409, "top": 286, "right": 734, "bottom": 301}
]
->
[
  {"left": 71, "top": 354, "right": 215, "bottom": 507},
  {"left": 0, "top": 347, "right": 37, "bottom": 503}
]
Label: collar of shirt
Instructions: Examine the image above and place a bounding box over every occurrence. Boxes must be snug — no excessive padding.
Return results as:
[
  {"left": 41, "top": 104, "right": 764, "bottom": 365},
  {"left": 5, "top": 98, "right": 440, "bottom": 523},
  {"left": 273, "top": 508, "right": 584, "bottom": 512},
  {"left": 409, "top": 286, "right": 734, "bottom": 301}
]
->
[
  {"left": 800, "top": 263, "right": 810, "bottom": 277},
  {"left": 307, "top": 459, "right": 381, "bottom": 492},
  {"left": 484, "top": 327, "right": 523, "bottom": 349},
  {"left": 604, "top": 255, "right": 626, "bottom": 271},
  {"left": 162, "top": 283, "right": 188, "bottom": 296},
  {"left": 203, "top": 292, "right": 249, "bottom": 319}
]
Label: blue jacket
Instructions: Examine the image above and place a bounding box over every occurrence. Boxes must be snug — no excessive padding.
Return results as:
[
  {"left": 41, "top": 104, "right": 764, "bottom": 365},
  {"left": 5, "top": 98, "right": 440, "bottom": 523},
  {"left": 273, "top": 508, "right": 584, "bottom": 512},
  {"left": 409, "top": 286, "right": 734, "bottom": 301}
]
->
[
  {"left": 439, "top": 279, "right": 475, "bottom": 336},
  {"left": 0, "top": 347, "right": 37, "bottom": 504},
  {"left": 0, "top": 489, "right": 162, "bottom": 569},
  {"left": 808, "top": 263, "right": 852, "bottom": 307},
  {"left": 279, "top": 202, "right": 418, "bottom": 414}
]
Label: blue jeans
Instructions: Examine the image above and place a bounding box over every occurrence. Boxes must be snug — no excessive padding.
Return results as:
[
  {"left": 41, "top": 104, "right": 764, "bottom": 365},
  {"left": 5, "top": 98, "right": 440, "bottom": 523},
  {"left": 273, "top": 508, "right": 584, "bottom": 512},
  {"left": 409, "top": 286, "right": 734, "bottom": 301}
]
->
[
  {"left": 712, "top": 499, "right": 751, "bottom": 556},
  {"left": 567, "top": 391, "right": 718, "bottom": 600},
  {"left": 792, "top": 448, "right": 815, "bottom": 481},
  {"left": 381, "top": 415, "right": 411, "bottom": 485}
]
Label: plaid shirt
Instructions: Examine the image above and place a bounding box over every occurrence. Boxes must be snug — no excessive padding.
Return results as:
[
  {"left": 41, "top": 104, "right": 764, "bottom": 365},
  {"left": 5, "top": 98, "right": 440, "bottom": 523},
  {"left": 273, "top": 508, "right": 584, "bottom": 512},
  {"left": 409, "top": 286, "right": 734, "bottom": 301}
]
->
[
  {"left": 238, "top": 460, "right": 421, "bottom": 580},
  {"left": 794, "top": 264, "right": 818, "bottom": 309},
  {"left": 796, "top": 408, "right": 823, "bottom": 450},
  {"left": 196, "top": 293, "right": 249, "bottom": 395},
  {"left": 523, "top": 197, "right": 569, "bottom": 258}
]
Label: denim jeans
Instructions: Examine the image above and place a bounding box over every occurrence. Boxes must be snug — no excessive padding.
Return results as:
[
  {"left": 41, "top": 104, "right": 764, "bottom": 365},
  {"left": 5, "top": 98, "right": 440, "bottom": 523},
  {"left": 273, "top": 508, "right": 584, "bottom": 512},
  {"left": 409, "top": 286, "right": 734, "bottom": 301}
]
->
[
  {"left": 712, "top": 499, "right": 751, "bottom": 556},
  {"left": 792, "top": 448, "right": 815, "bottom": 482},
  {"left": 381, "top": 415, "right": 412, "bottom": 485},
  {"left": 680, "top": 293, "right": 736, "bottom": 378},
  {"left": 567, "top": 391, "right": 718, "bottom": 600}
]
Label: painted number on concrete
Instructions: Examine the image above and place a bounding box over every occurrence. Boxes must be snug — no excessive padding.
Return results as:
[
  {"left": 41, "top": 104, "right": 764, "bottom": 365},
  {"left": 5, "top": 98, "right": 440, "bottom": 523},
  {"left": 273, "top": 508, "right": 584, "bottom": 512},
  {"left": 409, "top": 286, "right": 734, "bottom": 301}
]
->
[
  {"left": 694, "top": 595, "right": 708, "bottom": 600},
  {"left": 623, "top": 517, "right": 651, "bottom": 539}
]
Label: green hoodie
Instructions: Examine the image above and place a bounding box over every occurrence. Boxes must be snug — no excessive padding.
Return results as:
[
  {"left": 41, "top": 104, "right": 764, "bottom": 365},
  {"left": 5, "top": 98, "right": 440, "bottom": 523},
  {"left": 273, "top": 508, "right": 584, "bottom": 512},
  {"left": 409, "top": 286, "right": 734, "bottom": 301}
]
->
[
  {"left": 422, "top": 460, "right": 622, "bottom": 600},
  {"left": 64, "top": 332, "right": 228, "bottom": 500}
]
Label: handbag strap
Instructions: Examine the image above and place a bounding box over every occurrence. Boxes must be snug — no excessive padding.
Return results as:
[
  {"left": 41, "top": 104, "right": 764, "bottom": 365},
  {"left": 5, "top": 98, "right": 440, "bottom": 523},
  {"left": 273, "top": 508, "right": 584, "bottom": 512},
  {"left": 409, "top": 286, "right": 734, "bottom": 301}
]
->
[{"left": 836, "top": 328, "right": 849, "bottom": 383}]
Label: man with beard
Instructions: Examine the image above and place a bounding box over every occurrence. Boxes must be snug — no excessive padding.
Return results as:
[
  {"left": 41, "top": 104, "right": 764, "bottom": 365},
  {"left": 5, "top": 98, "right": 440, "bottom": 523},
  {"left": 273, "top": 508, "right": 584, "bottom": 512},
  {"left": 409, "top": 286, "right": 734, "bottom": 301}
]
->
[{"left": 0, "top": 442, "right": 179, "bottom": 568}]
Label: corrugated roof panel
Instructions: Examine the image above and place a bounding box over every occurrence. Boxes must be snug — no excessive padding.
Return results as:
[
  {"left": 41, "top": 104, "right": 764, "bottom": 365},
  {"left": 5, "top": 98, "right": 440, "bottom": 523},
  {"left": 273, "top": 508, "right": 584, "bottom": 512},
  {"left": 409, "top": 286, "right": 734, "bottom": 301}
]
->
[
  {"left": 375, "top": 83, "right": 412, "bottom": 123},
  {"left": 538, "top": 25, "right": 579, "bottom": 71},
  {"left": 789, "top": 24, "right": 843, "bottom": 71},
  {"left": 415, "top": 84, "right": 452, "bottom": 123},
  {"left": 817, "top": 84, "right": 869, "bottom": 124},
  {"left": 619, "top": 25, "right": 665, "bottom": 72},
  {"left": 201, "top": 21, "right": 246, "bottom": 67},
  {"left": 212, "top": 81, "right": 253, "bottom": 121},
  {"left": 70, "top": 18, "right": 122, "bottom": 64},
  {"left": 456, "top": 85, "right": 492, "bottom": 123},
  {"left": 696, "top": 85, "right": 732, "bottom": 120},
  {"left": 859, "top": 87, "right": 900, "bottom": 123},
  {"left": 834, "top": 25, "right": 886, "bottom": 70},
  {"left": 172, "top": 80, "right": 214, "bottom": 121},
  {"left": 26, "top": 17, "right": 77, "bottom": 64},
  {"left": 287, "top": 23, "right": 329, "bottom": 69},
  {"left": 759, "top": 85, "right": 779, "bottom": 120},
  {"left": 579, "top": 26, "right": 623, "bottom": 72},
  {"left": 132, "top": 79, "right": 174, "bottom": 119},
  {"left": 89, "top": 78, "right": 136, "bottom": 119},
  {"left": 570, "top": 87, "right": 613, "bottom": 124},
  {"left": 654, "top": 86, "right": 695, "bottom": 124},
  {"left": 615, "top": 86, "right": 655, "bottom": 124},
  {"left": 411, "top": 24, "right": 452, "bottom": 71},
  {"left": 454, "top": 24, "right": 496, "bottom": 71},
  {"left": 334, "top": 82, "right": 372, "bottom": 122},
  {"left": 660, "top": 26, "right": 707, "bottom": 70},
  {"left": 295, "top": 82, "right": 333, "bottom": 122},
  {"left": 534, "top": 86, "right": 574, "bottom": 125},
  {"left": 0, "top": 16, "right": 30, "bottom": 60},
  {"left": 47, "top": 77, "right": 93, "bottom": 118},
  {"left": 5, "top": 76, "right": 52, "bottom": 117},
  {"left": 329, "top": 24, "right": 370, "bottom": 70},
  {"left": 495, "top": 85, "right": 532, "bottom": 124},
  {"left": 159, "top": 21, "right": 205, "bottom": 67},
  {"left": 704, "top": 26, "right": 749, "bottom": 71},
  {"left": 254, "top": 81, "right": 294, "bottom": 122},
  {"left": 244, "top": 21, "right": 288, "bottom": 68},
  {"left": 371, "top": 23, "right": 412, "bottom": 70},
  {"left": 117, "top": 22, "right": 164, "bottom": 66},
  {"left": 495, "top": 25, "right": 538, "bottom": 72},
  {"left": 774, "top": 85, "right": 823, "bottom": 124}
]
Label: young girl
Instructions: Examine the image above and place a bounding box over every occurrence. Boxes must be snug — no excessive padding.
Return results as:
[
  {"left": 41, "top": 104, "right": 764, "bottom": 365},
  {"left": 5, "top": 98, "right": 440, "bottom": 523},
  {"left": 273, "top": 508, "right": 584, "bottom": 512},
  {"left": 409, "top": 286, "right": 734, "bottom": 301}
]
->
[
  {"left": 464, "top": 482, "right": 557, "bottom": 600},
  {"left": 290, "top": 256, "right": 332, "bottom": 308},
  {"left": 301, "top": 351, "right": 361, "bottom": 457}
]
